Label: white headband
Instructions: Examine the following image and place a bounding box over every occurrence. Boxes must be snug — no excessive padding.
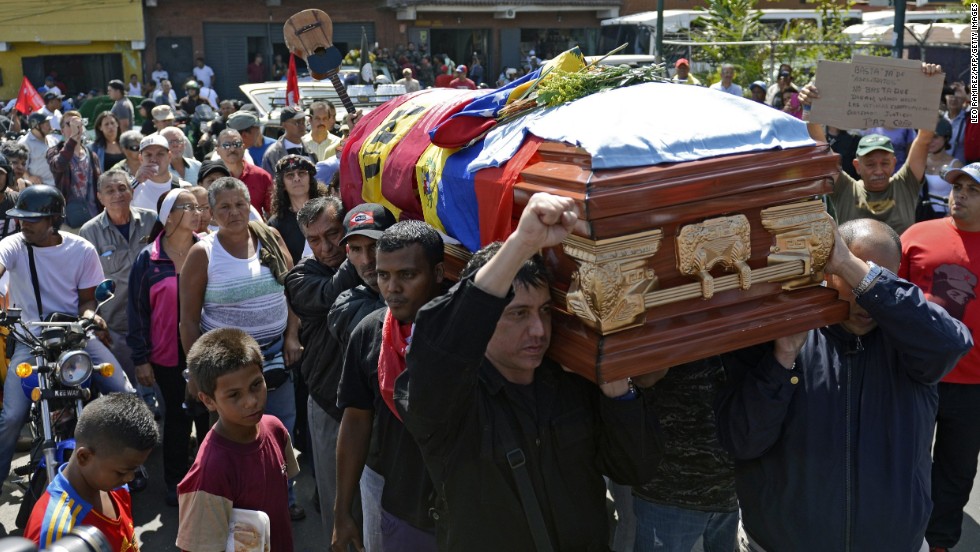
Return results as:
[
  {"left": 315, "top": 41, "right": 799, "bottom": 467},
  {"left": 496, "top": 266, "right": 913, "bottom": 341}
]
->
[{"left": 158, "top": 188, "right": 186, "bottom": 226}]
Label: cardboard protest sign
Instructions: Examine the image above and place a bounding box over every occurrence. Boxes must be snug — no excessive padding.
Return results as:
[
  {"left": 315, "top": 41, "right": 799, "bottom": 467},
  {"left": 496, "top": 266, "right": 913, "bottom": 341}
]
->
[{"left": 810, "top": 55, "right": 944, "bottom": 130}]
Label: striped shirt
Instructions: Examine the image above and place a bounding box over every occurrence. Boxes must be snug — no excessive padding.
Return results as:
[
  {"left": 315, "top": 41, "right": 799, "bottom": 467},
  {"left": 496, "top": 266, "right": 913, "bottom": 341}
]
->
[
  {"left": 25, "top": 466, "right": 139, "bottom": 551},
  {"left": 199, "top": 233, "right": 288, "bottom": 348}
]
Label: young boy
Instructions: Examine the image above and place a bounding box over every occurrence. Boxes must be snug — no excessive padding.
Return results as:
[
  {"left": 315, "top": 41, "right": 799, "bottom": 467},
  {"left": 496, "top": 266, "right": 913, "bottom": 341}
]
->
[
  {"left": 177, "top": 328, "right": 299, "bottom": 552},
  {"left": 25, "top": 393, "right": 159, "bottom": 550}
]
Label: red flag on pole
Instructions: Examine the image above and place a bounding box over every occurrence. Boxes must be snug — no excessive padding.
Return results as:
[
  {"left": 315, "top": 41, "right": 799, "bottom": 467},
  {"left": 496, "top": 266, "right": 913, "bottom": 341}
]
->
[
  {"left": 14, "top": 76, "right": 44, "bottom": 115},
  {"left": 286, "top": 54, "right": 300, "bottom": 107}
]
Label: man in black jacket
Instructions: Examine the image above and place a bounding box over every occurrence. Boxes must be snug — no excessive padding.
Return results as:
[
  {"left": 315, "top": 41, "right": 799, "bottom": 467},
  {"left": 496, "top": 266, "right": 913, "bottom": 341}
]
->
[
  {"left": 283, "top": 196, "right": 358, "bottom": 526},
  {"left": 396, "top": 192, "right": 663, "bottom": 551},
  {"left": 334, "top": 220, "right": 445, "bottom": 552},
  {"left": 327, "top": 204, "right": 394, "bottom": 552},
  {"left": 716, "top": 218, "right": 973, "bottom": 552}
]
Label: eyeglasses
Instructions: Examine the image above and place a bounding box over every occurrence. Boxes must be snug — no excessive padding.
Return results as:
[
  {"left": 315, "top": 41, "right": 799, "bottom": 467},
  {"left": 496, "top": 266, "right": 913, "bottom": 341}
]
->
[
  {"left": 219, "top": 141, "right": 244, "bottom": 150},
  {"left": 124, "top": 145, "right": 140, "bottom": 152},
  {"left": 173, "top": 204, "right": 208, "bottom": 213},
  {"left": 168, "top": 139, "right": 184, "bottom": 147}
]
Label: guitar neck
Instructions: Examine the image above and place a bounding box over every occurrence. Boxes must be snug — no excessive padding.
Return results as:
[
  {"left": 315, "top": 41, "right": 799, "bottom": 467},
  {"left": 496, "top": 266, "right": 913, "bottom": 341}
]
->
[{"left": 328, "top": 73, "right": 357, "bottom": 116}]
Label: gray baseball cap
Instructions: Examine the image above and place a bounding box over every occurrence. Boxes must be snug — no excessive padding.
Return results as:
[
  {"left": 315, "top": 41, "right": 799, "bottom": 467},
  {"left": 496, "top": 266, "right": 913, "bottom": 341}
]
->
[
  {"left": 943, "top": 163, "right": 980, "bottom": 185},
  {"left": 227, "top": 111, "right": 259, "bottom": 131}
]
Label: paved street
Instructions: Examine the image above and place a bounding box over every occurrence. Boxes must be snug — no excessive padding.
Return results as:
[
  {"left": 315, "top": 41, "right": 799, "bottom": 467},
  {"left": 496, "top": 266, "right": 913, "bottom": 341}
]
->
[
  {"left": 0, "top": 434, "right": 979, "bottom": 551},
  {"left": 0, "top": 435, "right": 325, "bottom": 550}
]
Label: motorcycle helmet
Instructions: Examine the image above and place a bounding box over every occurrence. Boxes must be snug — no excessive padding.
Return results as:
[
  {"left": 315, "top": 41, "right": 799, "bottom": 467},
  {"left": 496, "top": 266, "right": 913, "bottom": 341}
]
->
[
  {"left": 6, "top": 185, "right": 65, "bottom": 227},
  {"left": 27, "top": 112, "right": 52, "bottom": 130},
  {"left": 0, "top": 153, "right": 13, "bottom": 190}
]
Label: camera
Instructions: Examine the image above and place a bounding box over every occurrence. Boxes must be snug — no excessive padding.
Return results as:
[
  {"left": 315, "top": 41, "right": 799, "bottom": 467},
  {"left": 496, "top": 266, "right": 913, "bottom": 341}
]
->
[{"left": 0, "top": 526, "right": 111, "bottom": 552}]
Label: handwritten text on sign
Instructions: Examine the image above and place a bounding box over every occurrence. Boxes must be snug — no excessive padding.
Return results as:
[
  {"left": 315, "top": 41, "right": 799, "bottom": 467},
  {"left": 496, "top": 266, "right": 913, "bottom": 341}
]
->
[{"left": 811, "top": 56, "right": 943, "bottom": 131}]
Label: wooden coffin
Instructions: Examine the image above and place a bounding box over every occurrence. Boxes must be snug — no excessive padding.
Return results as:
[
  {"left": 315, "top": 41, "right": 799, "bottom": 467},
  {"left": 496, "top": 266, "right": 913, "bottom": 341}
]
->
[
  {"left": 339, "top": 83, "right": 848, "bottom": 383},
  {"left": 444, "top": 142, "right": 849, "bottom": 383}
]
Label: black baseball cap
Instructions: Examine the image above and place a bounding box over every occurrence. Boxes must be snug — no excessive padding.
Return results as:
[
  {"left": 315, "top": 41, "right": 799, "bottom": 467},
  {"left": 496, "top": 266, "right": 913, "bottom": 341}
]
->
[
  {"left": 280, "top": 106, "right": 306, "bottom": 125},
  {"left": 341, "top": 204, "right": 397, "bottom": 244},
  {"left": 198, "top": 160, "right": 230, "bottom": 184},
  {"left": 42, "top": 92, "right": 62, "bottom": 101},
  {"left": 107, "top": 79, "right": 126, "bottom": 91}
]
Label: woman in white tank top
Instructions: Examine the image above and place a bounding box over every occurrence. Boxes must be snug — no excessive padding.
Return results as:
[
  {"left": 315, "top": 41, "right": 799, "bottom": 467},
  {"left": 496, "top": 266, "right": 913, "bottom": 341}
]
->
[{"left": 177, "top": 176, "right": 306, "bottom": 515}]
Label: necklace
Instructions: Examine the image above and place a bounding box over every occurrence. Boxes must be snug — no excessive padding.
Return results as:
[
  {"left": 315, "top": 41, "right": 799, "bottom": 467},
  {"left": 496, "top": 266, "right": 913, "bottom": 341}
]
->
[{"left": 164, "top": 237, "right": 191, "bottom": 258}]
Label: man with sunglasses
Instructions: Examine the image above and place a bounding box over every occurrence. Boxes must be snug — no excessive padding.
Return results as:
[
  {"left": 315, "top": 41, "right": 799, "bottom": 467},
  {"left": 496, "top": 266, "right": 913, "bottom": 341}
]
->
[
  {"left": 0, "top": 185, "right": 135, "bottom": 490},
  {"left": 214, "top": 128, "right": 273, "bottom": 216},
  {"left": 130, "top": 134, "right": 190, "bottom": 213}
]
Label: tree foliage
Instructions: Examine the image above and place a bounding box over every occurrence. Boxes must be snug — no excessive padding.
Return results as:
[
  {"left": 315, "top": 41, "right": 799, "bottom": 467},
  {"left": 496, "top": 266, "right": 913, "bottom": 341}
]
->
[{"left": 689, "top": 0, "right": 888, "bottom": 87}]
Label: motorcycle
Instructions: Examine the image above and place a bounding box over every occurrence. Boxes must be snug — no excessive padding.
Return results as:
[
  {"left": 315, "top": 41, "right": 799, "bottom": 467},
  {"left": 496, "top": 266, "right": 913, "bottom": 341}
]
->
[{"left": 5, "top": 279, "right": 145, "bottom": 528}]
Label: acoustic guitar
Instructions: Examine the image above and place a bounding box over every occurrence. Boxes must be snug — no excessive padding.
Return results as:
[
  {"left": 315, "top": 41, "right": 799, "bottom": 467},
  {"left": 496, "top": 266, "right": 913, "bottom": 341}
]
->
[{"left": 283, "top": 9, "right": 356, "bottom": 115}]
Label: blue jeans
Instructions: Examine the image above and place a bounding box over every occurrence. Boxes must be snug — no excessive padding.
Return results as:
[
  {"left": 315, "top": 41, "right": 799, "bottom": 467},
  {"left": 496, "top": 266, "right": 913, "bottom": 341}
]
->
[
  {"left": 606, "top": 478, "right": 636, "bottom": 552},
  {"left": 927, "top": 382, "right": 980, "bottom": 548},
  {"left": 263, "top": 355, "right": 297, "bottom": 507},
  {"left": 380, "top": 508, "right": 437, "bottom": 552},
  {"left": 361, "top": 465, "right": 385, "bottom": 552},
  {"left": 633, "top": 499, "right": 737, "bottom": 552},
  {"left": 0, "top": 338, "right": 134, "bottom": 481},
  {"left": 309, "top": 397, "right": 340, "bottom": 533}
]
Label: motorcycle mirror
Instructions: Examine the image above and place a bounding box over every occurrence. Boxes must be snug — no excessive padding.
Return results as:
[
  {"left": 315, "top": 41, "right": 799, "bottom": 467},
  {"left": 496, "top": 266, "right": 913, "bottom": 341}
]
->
[{"left": 94, "top": 280, "right": 115, "bottom": 304}]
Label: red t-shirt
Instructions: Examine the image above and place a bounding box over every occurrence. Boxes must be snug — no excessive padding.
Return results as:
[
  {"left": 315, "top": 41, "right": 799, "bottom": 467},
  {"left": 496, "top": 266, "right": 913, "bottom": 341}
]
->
[
  {"left": 449, "top": 77, "right": 477, "bottom": 90},
  {"left": 901, "top": 217, "right": 980, "bottom": 383},
  {"left": 434, "top": 74, "right": 453, "bottom": 88},
  {"left": 25, "top": 467, "right": 139, "bottom": 551},
  {"left": 965, "top": 118, "right": 979, "bottom": 164},
  {"left": 239, "top": 162, "right": 274, "bottom": 216},
  {"left": 176, "top": 415, "right": 299, "bottom": 552}
]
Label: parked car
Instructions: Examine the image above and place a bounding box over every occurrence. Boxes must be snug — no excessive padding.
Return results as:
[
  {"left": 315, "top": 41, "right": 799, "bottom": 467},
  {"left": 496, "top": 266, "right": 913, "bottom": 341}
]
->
[{"left": 240, "top": 76, "right": 404, "bottom": 138}]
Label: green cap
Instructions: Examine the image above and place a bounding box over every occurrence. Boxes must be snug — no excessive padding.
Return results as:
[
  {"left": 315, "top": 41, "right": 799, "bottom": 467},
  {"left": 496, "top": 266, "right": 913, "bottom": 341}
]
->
[{"left": 856, "top": 134, "right": 895, "bottom": 157}]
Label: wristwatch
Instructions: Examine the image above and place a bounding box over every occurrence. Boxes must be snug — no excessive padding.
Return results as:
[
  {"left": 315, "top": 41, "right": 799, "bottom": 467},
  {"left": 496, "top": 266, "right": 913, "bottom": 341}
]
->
[{"left": 852, "top": 261, "right": 883, "bottom": 297}]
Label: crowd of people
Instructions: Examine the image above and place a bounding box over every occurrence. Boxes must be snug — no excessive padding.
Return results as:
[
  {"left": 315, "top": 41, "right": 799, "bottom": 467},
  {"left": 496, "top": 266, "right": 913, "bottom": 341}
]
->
[{"left": 0, "top": 52, "right": 975, "bottom": 552}]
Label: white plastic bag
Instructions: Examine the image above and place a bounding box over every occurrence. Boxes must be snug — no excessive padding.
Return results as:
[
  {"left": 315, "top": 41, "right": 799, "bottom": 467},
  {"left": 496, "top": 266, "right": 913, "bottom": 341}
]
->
[{"left": 226, "top": 508, "right": 271, "bottom": 552}]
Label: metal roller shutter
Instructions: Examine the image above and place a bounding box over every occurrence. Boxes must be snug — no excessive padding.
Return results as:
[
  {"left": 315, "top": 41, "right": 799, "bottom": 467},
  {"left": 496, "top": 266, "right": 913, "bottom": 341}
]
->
[{"left": 332, "top": 23, "right": 375, "bottom": 54}]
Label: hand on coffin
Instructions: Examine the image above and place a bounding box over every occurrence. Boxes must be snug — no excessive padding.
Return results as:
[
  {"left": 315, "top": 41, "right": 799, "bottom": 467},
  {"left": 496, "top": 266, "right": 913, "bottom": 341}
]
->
[
  {"left": 514, "top": 192, "right": 579, "bottom": 253},
  {"left": 823, "top": 222, "right": 873, "bottom": 290},
  {"left": 774, "top": 332, "right": 807, "bottom": 370},
  {"left": 633, "top": 368, "right": 670, "bottom": 388},
  {"left": 599, "top": 378, "right": 631, "bottom": 399}
]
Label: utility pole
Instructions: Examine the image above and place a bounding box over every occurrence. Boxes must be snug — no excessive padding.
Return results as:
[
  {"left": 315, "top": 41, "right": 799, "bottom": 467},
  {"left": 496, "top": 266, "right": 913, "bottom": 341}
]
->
[
  {"left": 893, "top": 0, "right": 906, "bottom": 58},
  {"left": 656, "top": 0, "right": 665, "bottom": 63}
]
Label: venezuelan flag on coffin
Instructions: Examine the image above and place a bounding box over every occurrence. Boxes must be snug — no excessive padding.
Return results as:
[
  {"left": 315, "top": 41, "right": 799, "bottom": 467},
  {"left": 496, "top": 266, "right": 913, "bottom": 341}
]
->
[
  {"left": 339, "top": 48, "right": 587, "bottom": 252},
  {"left": 339, "top": 45, "right": 814, "bottom": 252}
]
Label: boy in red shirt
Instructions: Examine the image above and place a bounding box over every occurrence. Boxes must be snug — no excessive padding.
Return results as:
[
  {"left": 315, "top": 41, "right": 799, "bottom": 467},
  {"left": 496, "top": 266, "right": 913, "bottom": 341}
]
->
[
  {"left": 177, "top": 328, "right": 299, "bottom": 552},
  {"left": 25, "top": 393, "right": 159, "bottom": 551}
]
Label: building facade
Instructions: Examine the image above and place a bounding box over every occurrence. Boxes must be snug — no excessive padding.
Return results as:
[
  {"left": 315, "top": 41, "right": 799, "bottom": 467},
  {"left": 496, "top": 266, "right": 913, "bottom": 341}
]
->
[{"left": 0, "top": 0, "right": 144, "bottom": 100}]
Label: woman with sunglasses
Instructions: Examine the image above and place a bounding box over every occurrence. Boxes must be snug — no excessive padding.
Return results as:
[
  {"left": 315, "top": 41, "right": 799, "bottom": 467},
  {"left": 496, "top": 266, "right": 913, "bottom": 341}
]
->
[
  {"left": 128, "top": 188, "right": 208, "bottom": 506},
  {"left": 268, "top": 155, "right": 325, "bottom": 264}
]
